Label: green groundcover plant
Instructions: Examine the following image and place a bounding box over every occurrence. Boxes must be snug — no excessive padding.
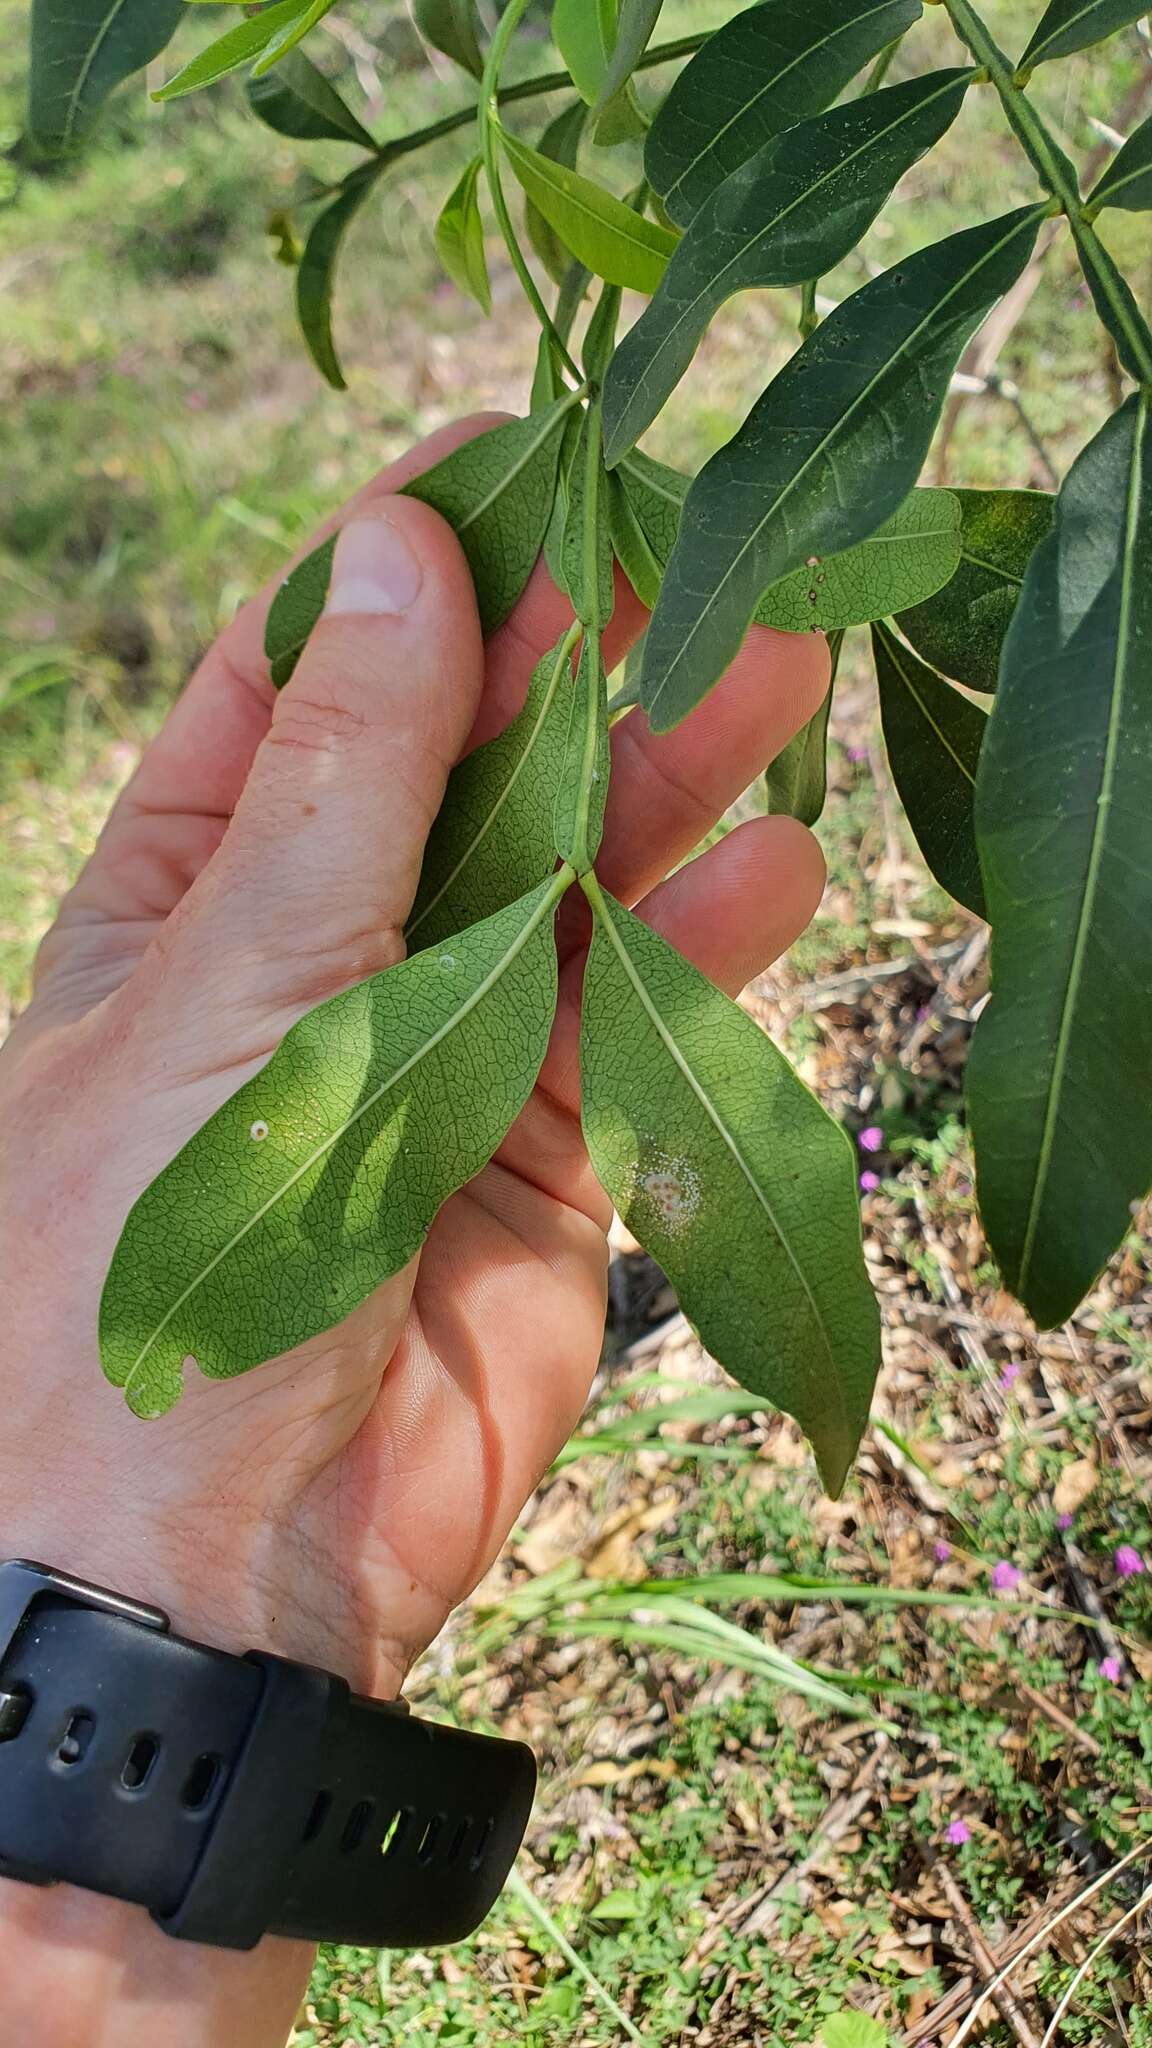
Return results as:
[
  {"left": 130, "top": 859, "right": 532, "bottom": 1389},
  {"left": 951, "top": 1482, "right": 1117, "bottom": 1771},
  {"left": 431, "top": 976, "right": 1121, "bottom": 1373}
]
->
[{"left": 15, "top": 0, "right": 1152, "bottom": 1495}]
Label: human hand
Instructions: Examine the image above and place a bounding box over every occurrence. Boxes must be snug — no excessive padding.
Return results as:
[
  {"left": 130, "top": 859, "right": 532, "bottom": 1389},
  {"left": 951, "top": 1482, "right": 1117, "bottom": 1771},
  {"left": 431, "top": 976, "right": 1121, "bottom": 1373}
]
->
[{"left": 0, "top": 415, "right": 827, "bottom": 2043}]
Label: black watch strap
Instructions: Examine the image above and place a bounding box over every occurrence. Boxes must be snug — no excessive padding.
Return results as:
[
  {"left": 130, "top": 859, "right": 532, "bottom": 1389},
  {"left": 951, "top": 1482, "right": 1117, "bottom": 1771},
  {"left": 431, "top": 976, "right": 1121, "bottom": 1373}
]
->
[{"left": 0, "top": 1561, "right": 535, "bottom": 1951}]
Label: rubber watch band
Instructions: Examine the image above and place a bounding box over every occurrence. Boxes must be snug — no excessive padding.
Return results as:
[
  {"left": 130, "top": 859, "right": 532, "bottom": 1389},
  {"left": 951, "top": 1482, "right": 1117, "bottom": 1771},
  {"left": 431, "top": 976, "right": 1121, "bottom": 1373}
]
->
[{"left": 0, "top": 1560, "right": 535, "bottom": 1950}]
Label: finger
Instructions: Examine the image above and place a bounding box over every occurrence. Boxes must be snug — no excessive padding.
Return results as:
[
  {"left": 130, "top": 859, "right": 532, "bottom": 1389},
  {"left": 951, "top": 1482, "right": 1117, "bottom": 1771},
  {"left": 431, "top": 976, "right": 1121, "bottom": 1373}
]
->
[{"left": 134, "top": 494, "right": 486, "bottom": 1037}]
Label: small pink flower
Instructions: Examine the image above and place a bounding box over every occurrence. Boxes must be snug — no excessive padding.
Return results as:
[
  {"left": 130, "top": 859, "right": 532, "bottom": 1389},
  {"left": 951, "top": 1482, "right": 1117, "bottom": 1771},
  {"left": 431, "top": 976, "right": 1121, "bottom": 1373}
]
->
[
  {"left": 859, "top": 1170, "right": 880, "bottom": 1192},
  {"left": 1114, "top": 1545, "right": 1145, "bottom": 1579},
  {"left": 859, "top": 1126, "right": 883, "bottom": 1153},
  {"left": 1098, "top": 1656, "right": 1123, "bottom": 1683},
  {"left": 846, "top": 743, "right": 867, "bottom": 763},
  {"left": 1055, "top": 1513, "right": 1074, "bottom": 1531},
  {"left": 934, "top": 1541, "right": 951, "bottom": 1563},
  {"left": 990, "top": 1560, "right": 1022, "bottom": 1593},
  {"left": 999, "top": 1362, "right": 1021, "bottom": 1390},
  {"left": 945, "top": 1818, "right": 971, "bottom": 1846}
]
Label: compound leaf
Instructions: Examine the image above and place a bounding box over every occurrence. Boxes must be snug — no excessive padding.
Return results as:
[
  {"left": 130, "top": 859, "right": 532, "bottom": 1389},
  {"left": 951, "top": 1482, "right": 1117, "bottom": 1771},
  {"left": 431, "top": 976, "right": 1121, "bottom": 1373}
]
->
[
  {"left": 404, "top": 400, "right": 579, "bottom": 632},
  {"left": 154, "top": 0, "right": 309, "bottom": 98},
  {"left": 247, "top": 46, "right": 375, "bottom": 146},
  {"left": 296, "top": 163, "right": 380, "bottom": 388},
  {"left": 641, "top": 206, "right": 1045, "bottom": 731},
  {"left": 580, "top": 884, "right": 880, "bottom": 1494},
  {"left": 604, "top": 68, "right": 972, "bottom": 461},
  {"left": 499, "top": 127, "right": 677, "bottom": 293},
  {"left": 100, "top": 879, "right": 563, "bottom": 1418},
  {"left": 407, "top": 631, "right": 577, "bottom": 951},
  {"left": 968, "top": 391, "right": 1152, "bottom": 1326},
  {"left": 413, "top": 0, "right": 484, "bottom": 76},
  {"left": 873, "top": 621, "right": 986, "bottom": 917},
  {"left": 265, "top": 531, "right": 337, "bottom": 687},
  {"left": 1088, "top": 110, "right": 1152, "bottom": 213},
  {"left": 645, "top": 0, "right": 922, "bottom": 226},
  {"left": 434, "top": 156, "right": 491, "bottom": 313},
  {"left": 26, "top": 0, "right": 186, "bottom": 153},
  {"left": 896, "top": 487, "right": 1054, "bottom": 691},
  {"left": 1018, "top": 0, "right": 1152, "bottom": 70}
]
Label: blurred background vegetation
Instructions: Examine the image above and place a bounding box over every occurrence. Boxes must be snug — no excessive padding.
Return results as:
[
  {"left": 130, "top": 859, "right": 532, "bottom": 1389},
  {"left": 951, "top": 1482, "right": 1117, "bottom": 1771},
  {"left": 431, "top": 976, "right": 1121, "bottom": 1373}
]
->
[{"left": 2, "top": 5, "right": 1152, "bottom": 2042}]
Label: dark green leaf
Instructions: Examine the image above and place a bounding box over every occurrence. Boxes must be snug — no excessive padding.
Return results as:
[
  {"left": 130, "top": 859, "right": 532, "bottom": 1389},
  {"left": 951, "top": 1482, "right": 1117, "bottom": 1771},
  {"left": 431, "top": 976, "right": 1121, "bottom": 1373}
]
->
[
  {"left": 408, "top": 630, "right": 579, "bottom": 950},
  {"left": 641, "top": 206, "right": 1045, "bottom": 731},
  {"left": 154, "top": 0, "right": 308, "bottom": 99},
  {"left": 608, "top": 470, "right": 667, "bottom": 609},
  {"left": 1070, "top": 219, "right": 1152, "bottom": 384},
  {"left": 499, "top": 126, "right": 677, "bottom": 293},
  {"left": 404, "top": 400, "right": 579, "bottom": 633},
  {"left": 561, "top": 405, "right": 615, "bottom": 631},
  {"left": 1088, "top": 110, "right": 1152, "bottom": 212},
  {"left": 247, "top": 46, "right": 375, "bottom": 147},
  {"left": 101, "top": 878, "right": 564, "bottom": 1418},
  {"left": 580, "top": 883, "right": 880, "bottom": 1493},
  {"left": 873, "top": 621, "right": 986, "bottom": 917},
  {"left": 296, "top": 164, "right": 380, "bottom": 389},
  {"left": 552, "top": 0, "right": 644, "bottom": 143},
  {"left": 434, "top": 157, "right": 491, "bottom": 313},
  {"left": 764, "top": 641, "right": 837, "bottom": 827},
  {"left": 897, "top": 487, "right": 1054, "bottom": 691},
  {"left": 604, "top": 69, "right": 972, "bottom": 461},
  {"left": 968, "top": 391, "right": 1152, "bottom": 1326},
  {"left": 413, "top": 0, "right": 484, "bottom": 76},
  {"left": 1018, "top": 0, "right": 1151, "bottom": 70},
  {"left": 265, "top": 531, "right": 337, "bottom": 688},
  {"left": 645, "top": 0, "right": 922, "bottom": 226},
  {"left": 26, "top": 0, "right": 185, "bottom": 152},
  {"left": 554, "top": 638, "right": 609, "bottom": 869},
  {"left": 525, "top": 101, "right": 588, "bottom": 286}
]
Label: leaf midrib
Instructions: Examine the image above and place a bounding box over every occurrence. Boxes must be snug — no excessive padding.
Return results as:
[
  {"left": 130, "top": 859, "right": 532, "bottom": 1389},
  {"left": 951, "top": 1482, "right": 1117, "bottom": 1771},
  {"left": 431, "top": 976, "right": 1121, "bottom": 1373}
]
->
[
  {"left": 878, "top": 624, "right": 979, "bottom": 786},
  {"left": 501, "top": 130, "right": 675, "bottom": 260},
  {"left": 120, "top": 877, "right": 562, "bottom": 1397},
  {"left": 452, "top": 394, "right": 580, "bottom": 534},
  {"left": 650, "top": 206, "right": 1044, "bottom": 724},
  {"left": 59, "top": 0, "right": 130, "bottom": 146},
  {"left": 588, "top": 883, "right": 846, "bottom": 1416},
  {"left": 1015, "top": 392, "right": 1147, "bottom": 1293},
  {"left": 1024, "top": 0, "right": 1114, "bottom": 67}
]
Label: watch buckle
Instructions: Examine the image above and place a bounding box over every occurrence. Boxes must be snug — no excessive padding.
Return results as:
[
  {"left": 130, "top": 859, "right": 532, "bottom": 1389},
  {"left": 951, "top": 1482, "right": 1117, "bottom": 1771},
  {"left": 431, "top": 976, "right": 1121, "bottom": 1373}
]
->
[{"left": 0, "top": 1558, "right": 169, "bottom": 1688}]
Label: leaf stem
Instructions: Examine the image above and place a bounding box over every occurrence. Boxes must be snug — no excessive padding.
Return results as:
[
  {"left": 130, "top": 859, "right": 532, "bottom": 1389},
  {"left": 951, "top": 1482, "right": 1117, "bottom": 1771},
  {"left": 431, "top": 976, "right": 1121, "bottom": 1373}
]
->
[{"left": 942, "top": 0, "right": 1152, "bottom": 383}]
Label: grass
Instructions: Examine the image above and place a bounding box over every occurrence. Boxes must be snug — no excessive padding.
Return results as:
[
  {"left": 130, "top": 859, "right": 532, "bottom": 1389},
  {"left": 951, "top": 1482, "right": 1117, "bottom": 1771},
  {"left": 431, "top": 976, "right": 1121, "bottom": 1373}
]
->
[{"left": 3, "top": 3, "right": 1152, "bottom": 2041}]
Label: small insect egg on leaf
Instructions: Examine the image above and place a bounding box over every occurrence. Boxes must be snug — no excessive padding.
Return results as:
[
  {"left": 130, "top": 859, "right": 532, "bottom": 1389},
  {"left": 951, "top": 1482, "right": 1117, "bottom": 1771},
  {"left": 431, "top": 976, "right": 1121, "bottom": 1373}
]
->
[
  {"left": 249, "top": 1120, "right": 269, "bottom": 1142},
  {"left": 438, "top": 953, "right": 456, "bottom": 970},
  {"left": 805, "top": 555, "right": 820, "bottom": 568}
]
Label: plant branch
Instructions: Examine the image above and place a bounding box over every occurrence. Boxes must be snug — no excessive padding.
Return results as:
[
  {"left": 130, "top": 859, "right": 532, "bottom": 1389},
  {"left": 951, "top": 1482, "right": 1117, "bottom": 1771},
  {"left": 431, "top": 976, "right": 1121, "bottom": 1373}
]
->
[{"left": 943, "top": 0, "right": 1152, "bottom": 383}]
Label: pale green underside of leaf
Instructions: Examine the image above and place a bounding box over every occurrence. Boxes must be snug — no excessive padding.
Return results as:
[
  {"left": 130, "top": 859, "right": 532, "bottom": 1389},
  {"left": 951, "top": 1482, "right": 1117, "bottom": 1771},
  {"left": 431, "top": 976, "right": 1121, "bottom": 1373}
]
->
[
  {"left": 1018, "top": 0, "right": 1151, "bottom": 70},
  {"left": 407, "top": 631, "right": 576, "bottom": 950},
  {"left": 403, "top": 400, "right": 578, "bottom": 632},
  {"left": 434, "top": 156, "right": 492, "bottom": 314},
  {"left": 640, "top": 206, "right": 1044, "bottom": 731},
  {"left": 26, "top": 0, "right": 186, "bottom": 152},
  {"left": 603, "top": 67, "right": 972, "bottom": 462},
  {"left": 896, "top": 487, "right": 1054, "bottom": 691},
  {"left": 265, "top": 530, "right": 337, "bottom": 687},
  {"left": 967, "top": 391, "right": 1152, "bottom": 1327},
  {"left": 873, "top": 621, "right": 987, "bottom": 918},
  {"left": 100, "top": 880, "right": 562, "bottom": 1417},
  {"left": 524, "top": 100, "right": 587, "bottom": 285},
  {"left": 246, "top": 46, "right": 375, "bottom": 147},
  {"left": 644, "top": 0, "right": 922, "bottom": 226},
  {"left": 499, "top": 127, "right": 677, "bottom": 293},
  {"left": 560, "top": 405, "right": 614, "bottom": 631},
  {"left": 554, "top": 637, "right": 609, "bottom": 870},
  {"left": 1088, "top": 110, "right": 1152, "bottom": 213},
  {"left": 552, "top": 0, "right": 644, "bottom": 142},
  {"left": 580, "top": 886, "right": 880, "bottom": 1493}
]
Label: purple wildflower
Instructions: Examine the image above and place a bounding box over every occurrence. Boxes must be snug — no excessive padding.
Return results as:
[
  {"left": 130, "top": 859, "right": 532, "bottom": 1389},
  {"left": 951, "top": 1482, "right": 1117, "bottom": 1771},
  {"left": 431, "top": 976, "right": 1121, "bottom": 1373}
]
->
[
  {"left": 1114, "top": 1545, "right": 1145, "bottom": 1579},
  {"left": 934, "top": 1541, "right": 952, "bottom": 1563},
  {"left": 990, "top": 1560, "right": 1022, "bottom": 1594},
  {"left": 859, "top": 1125, "right": 883, "bottom": 1153},
  {"left": 999, "top": 1362, "right": 1021, "bottom": 1391},
  {"left": 860, "top": 1170, "right": 880, "bottom": 1192},
  {"left": 1098, "top": 1656, "right": 1123, "bottom": 1683},
  {"left": 846, "top": 743, "right": 867, "bottom": 763},
  {"left": 1055, "top": 1513, "right": 1074, "bottom": 1531},
  {"left": 945, "top": 1818, "right": 971, "bottom": 1846}
]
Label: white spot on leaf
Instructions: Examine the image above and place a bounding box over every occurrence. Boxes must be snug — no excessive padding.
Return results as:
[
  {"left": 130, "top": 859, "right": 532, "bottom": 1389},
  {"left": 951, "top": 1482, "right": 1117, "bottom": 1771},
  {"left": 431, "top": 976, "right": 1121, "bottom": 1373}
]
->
[
  {"left": 249, "top": 1120, "right": 269, "bottom": 1142},
  {"left": 634, "top": 1151, "right": 701, "bottom": 1237},
  {"left": 438, "top": 954, "right": 456, "bottom": 971}
]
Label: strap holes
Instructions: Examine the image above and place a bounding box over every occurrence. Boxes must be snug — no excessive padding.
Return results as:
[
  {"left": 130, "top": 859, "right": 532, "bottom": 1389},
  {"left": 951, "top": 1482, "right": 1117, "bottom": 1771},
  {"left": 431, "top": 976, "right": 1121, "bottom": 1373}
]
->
[
  {"left": 340, "top": 1799, "right": 375, "bottom": 1854},
  {"left": 121, "top": 1733, "right": 160, "bottom": 1790},
  {"left": 468, "top": 1816, "right": 495, "bottom": 1871},
  {"left": 301, "top": 1790, "right": 332, "bottom": 1843},
  {"left": 446, "top": 1817, "right": 472, "bottom": 1864},
  {"left": 56, "top": 1709, "right": 95, "bottom": 1766},
  {"left": 380, "top": 1809, "right": 409, "bottom": 1860},
  {"left": 181, "top": 1753, "right": 222, "bottom": 1810},
  {"left": 416, "top": 1814, "right": 444, "bottom": 1864}
]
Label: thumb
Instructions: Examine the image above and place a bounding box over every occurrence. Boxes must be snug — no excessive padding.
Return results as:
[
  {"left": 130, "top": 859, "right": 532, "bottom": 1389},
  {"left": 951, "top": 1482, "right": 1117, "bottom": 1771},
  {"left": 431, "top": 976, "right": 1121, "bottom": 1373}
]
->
[{"left": 161, "top": 496, "right": 486, "bottom": 1028}]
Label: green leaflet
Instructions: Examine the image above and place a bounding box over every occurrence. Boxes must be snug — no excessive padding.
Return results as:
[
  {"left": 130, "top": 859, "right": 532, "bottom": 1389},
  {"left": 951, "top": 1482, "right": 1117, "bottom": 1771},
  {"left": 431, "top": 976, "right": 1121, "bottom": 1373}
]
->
[
  {"left": 872, "top": 622, "right": 986, "bottom": 918},
  {"left": 897, "top": 487, "right": 1054, "bottom": 692},
  {"left": 413, "top": 0, "right": 484, "bottom": 76},
  {"left": 543, "top": 407, "right": 583, "bottom": 588},
  {"left": 554, "top": 637, "right": 609, "bottom": 871},
  {"left": 525, "top": 101, "right": 588, "bottom": 287},
  {"left": 764, "top": 630, "right": 840, "bottom": 826},
  {"left": 100, "top": 878, "right": 565, "bottom": 1418},
  {"left": 592, "top": 0, "right": 666, "bottom": 129},
  {"left": 1017, "top": 0, "right": 1151, "bottom": 70},
  {"left": 645, "top": 0, "right": 922, "bottom": 227},
  {"left": 265, "top": 531, "right": 337, "bottom": 688},
  {"left": 154, "top": 0, "right": 309, "bottom": 98},
  {"left": 407, "top": 629, "right": 578, "bottom": 951},
  {"left": 25, "top": 0, "right": 186, "bottom": 154},
  {"left": 1070, "top": 219, "right": 1152, "bottom": 385},
  {"left": 579, "top": 883, "right": 880, "bottom": 1494},
  {"left": 434, "top": 158, "right": 491, "bottom": 314},
  {"left": 498, "top": 127, "right": 677, "bottom": 294},
  {"left": 552, "top": 0, "right": 644, "bottom": 143},
  {"left": 1088, "top": 111, "right": 1152, "bottom": 213},
  {"left": 404, "top": 400, "right": 579, "bottom": 633},
  {"left": 247, "top": 47, "right": 375, "bottom": 147},
  {"left": 250, "top": 0, "right": 338, "bottom": 79},
  {"left": 819, "top": 2019, "right": 890, "bottom": 2048},
  {"left": 641, "top": 206, "right": 1045, "bottom": 732},
  {"left": 614, "top": 452, "right": 963, "bottom": 631},
  {"left": 968, "top": 391, "right": 1152, "bottom": 1326},
  {"left": 561, "top": 405, "right": 615, "bottom": 631},
  {"left": 296, "top": 164, "right": 381, "bottom": 389},
  {"left": 603, "top": 69, "right": 973, "bottom": 463}
]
